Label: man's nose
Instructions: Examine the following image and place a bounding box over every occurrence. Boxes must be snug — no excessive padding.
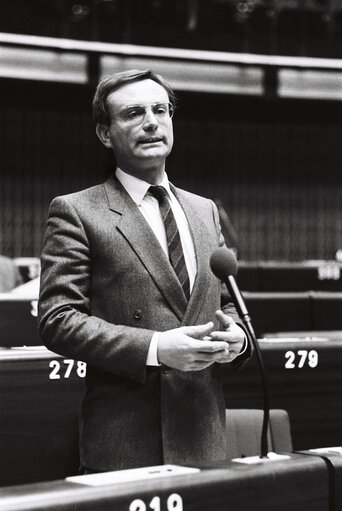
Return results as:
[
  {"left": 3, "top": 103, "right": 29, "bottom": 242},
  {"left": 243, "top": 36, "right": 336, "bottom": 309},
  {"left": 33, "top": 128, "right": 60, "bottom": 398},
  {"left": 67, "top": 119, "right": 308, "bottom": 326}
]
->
[{"left": 142, "top": 109, "right": 158, "bottom": 130}]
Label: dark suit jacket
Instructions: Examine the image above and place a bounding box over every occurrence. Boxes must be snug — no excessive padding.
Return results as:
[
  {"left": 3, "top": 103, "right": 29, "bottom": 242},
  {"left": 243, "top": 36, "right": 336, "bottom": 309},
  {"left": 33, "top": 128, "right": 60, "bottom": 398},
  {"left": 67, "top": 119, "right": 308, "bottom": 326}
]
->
[{"left": 38, "top": 176, "right": 251, "bottom": 471}]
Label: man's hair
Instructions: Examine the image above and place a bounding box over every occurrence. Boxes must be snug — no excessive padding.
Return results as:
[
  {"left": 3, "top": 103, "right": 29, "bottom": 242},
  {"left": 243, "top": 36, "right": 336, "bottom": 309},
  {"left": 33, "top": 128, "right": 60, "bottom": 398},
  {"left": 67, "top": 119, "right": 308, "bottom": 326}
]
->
[{"left": 92, "top": 69, "right": 176, "bottom": 126}]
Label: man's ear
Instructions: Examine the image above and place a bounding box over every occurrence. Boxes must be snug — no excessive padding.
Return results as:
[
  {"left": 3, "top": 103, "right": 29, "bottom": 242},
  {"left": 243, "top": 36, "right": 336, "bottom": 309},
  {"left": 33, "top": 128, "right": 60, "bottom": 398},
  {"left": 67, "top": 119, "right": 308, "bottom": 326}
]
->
[{"left": 96, "top": 124, "right": 112, "bottom": 149}]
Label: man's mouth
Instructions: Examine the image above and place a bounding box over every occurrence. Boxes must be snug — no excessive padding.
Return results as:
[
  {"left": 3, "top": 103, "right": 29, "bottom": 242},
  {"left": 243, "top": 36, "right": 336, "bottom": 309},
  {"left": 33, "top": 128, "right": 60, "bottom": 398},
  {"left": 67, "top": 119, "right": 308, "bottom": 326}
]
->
[{"left": 138, "top": 137, "right": 163, "bottom": 145}]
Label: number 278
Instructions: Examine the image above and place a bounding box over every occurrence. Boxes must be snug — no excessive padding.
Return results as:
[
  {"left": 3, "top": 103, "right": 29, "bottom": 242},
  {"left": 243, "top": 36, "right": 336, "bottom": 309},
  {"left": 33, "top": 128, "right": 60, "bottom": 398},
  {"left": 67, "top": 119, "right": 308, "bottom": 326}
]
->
[{"left": 49, "top": 359, "right": 87, "bottom": 379}]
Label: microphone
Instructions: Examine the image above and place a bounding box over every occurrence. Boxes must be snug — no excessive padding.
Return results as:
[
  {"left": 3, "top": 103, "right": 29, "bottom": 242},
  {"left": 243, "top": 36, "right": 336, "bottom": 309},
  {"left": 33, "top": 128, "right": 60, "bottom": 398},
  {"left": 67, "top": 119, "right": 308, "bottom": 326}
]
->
[{"left": 210, "top": 247, "right": 270, "bottom": 459}]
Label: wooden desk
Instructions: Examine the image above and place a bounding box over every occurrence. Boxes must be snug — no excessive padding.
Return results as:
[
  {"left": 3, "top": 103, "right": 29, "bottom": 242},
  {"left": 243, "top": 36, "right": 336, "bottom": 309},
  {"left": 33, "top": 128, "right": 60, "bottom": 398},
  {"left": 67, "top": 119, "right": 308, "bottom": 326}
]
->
[
  {"left": 0, "top": 346, "right": 85, "bottom": 486},
  {"left": 298, "top": 449, "right": 342, "bottom": 511},
  {"left": 222, "top": 337, "right": 342, "bottom": 451},
  {"left": 0, "top": 455, "right": 330, "bottom": 511},
  {"left": 0, "top": 297, "right": 39, "bottom": 347},
  {"left": 244, "top": 291, "right": 312, "bottom": 335},
  {"left": 237, "top": 260, "right": 342, "bottom": 292},
  {"left": 1, "top": 338, "right": 341, "bottom": 487},
  {"left": 322, "top": 453, "right": 342, "bottom": 511},
  {"left": 244, "top": 291, "right": 342, "bottom": 337}
]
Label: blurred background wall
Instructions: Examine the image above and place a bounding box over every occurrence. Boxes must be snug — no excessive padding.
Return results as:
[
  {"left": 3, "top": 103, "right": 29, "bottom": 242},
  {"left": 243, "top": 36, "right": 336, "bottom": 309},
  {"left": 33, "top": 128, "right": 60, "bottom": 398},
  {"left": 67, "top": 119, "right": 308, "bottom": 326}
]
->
[{"left": 1, "top": 0, "right": 342, "bottom": 261}]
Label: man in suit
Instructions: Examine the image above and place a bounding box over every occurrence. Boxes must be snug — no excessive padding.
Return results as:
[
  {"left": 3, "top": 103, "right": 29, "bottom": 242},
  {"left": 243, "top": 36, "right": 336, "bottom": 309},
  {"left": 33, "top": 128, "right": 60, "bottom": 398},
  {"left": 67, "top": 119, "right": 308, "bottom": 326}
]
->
[{"left": 38, "top": 69, "right": 252, "bottom": 473}]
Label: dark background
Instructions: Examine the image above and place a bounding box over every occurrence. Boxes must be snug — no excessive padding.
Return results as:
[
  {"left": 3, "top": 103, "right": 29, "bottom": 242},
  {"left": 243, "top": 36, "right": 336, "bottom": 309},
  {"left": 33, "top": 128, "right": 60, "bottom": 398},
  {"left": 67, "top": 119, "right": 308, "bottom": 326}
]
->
[
  {"left": 1, "top": 0, "right": 342, "bottom": 261},
  {"left": 1, "top": 78, "right": 341, "bottom": 261}
]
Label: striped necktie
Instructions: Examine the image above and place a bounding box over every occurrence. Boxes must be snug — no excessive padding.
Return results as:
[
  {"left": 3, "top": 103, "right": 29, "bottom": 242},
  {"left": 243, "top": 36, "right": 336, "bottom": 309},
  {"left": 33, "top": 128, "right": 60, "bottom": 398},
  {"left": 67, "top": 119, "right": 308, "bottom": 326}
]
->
[{"left": 149, "top": 185, "right": 190, "bottom": 300}]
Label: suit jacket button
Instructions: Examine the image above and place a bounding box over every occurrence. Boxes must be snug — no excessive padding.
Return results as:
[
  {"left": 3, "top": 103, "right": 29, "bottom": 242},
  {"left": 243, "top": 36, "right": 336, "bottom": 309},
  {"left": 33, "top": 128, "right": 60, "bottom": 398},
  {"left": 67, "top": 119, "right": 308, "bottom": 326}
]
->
[{"left": 134, "top": 309, "right": 142, "bottom": 320}]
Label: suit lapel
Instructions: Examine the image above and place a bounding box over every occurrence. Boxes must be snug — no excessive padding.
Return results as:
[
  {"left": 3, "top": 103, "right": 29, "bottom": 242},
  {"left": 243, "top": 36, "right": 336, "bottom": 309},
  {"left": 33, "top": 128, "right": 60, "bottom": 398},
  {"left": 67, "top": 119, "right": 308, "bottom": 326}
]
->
[{"left": 104, "top": 176, "right": 187, "bottom": 320}]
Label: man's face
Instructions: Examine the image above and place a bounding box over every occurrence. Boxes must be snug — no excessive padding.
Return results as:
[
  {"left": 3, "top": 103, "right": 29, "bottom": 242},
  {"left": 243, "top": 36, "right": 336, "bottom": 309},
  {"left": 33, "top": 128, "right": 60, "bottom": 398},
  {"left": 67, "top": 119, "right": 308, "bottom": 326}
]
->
[{"left": 98, "top": 79, "right": 174, "bottom": 177}]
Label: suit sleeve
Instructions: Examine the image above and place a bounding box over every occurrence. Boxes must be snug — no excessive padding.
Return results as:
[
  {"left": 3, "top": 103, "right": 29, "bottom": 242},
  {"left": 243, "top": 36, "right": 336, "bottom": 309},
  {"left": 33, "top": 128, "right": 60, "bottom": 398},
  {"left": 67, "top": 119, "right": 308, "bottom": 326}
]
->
[
  {"left": 210, "top": 200, "right": 253, "bottom": 368},
  {"left": 38, "top": 197, "right": 154, "bottom": 384}
]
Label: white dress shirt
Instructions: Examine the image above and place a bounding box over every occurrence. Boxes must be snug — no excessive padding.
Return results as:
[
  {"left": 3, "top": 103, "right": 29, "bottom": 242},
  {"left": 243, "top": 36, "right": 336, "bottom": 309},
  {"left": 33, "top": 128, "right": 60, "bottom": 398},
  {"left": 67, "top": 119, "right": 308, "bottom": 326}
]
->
[{"left": 115, "top": 168, "right": 197, "bottom": 365}]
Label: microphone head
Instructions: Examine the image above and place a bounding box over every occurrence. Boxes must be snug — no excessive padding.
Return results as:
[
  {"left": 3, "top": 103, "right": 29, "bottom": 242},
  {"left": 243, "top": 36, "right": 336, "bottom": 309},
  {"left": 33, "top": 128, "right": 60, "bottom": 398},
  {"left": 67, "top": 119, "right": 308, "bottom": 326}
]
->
[{"left": 210, "top": 247, "right": 238, "bottom": 280}]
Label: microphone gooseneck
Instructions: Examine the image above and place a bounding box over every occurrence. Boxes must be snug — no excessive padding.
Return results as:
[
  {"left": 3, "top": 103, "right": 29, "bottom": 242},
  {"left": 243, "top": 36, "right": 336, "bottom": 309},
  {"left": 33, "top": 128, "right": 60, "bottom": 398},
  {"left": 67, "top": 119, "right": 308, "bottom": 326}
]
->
[{"left": 210, "top": 247, "right": 270, "bottom": 459}]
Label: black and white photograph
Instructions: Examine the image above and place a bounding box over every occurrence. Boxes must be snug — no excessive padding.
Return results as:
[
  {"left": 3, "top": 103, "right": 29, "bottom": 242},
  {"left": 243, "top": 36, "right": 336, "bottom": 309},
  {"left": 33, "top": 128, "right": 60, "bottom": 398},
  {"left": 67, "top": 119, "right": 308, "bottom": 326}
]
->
[{"left": 0, "top": 2, "right": 341, "bottom": 510}]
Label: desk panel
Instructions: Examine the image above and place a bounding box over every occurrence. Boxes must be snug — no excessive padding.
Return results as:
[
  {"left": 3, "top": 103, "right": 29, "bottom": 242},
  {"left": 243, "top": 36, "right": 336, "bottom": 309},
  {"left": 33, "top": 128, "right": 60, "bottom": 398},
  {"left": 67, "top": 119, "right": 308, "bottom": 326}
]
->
[
  {"left": 237, "top": 260, "right": 342, "bottom": 292},
  {"left": 244, "top": 292, "right": 312, "bottom": 336},
  {"left": 312, "top": 293, "right": 342, "bottom": 330},
  {"left": 0, "top": 299, "right": 40, "bottom": 347},
  {"left": 0, "top": 455, "right": 329, "bottom": 511},
  {"left": 0, "top": 347, "right": 85, "bottom": 486},
  {"left": 322, "top": 454, "right": 342, "bottom": 511},
  {"left": 298, "top": 449, "right": 342, "bottom": 511},
  {"left": 244, "top": 291, "right": 342, "bottom": 336},
  {"left": 222, "top": 337, "right": 342, "bottom": 450}
]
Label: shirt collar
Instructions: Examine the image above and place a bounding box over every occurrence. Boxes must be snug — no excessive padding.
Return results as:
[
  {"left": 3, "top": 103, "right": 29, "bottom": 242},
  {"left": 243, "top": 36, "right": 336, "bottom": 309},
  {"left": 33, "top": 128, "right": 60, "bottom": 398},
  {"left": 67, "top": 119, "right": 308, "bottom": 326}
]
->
[{"left": 115, "top": 168, "right": 171, "bottom": 206}]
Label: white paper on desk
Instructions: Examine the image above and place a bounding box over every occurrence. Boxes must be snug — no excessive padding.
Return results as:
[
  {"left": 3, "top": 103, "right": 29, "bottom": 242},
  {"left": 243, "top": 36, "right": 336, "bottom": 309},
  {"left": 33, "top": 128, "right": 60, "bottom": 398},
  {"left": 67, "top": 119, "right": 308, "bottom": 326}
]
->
[
  {"left": 66, "top": 464, "right": 200, "bottom": 486},
  {"left": 309, "top": 446, "right": 342, "bottom": 455}
]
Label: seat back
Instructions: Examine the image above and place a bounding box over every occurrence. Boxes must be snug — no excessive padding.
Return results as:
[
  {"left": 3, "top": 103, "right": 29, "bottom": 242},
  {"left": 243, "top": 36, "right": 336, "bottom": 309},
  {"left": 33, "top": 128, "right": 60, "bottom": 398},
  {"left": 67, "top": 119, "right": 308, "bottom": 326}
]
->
[{"left": 225, "top": 409, "right": 293, "bottom": 460}]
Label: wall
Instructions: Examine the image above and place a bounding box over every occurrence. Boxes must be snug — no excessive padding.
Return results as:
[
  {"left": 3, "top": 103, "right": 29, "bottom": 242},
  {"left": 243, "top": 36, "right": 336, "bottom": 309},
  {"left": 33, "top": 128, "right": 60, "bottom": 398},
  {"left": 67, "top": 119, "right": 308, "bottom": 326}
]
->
[{"left": 1, "top": 79, "right": 341, "bottom": 261}]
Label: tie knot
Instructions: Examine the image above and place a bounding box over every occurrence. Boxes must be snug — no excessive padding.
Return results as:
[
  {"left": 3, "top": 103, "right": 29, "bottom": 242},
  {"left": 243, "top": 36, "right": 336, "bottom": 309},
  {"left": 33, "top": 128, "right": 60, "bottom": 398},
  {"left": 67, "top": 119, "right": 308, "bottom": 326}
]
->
[{"left": 149, "top": 185, "right": 168, "bottom": 204}]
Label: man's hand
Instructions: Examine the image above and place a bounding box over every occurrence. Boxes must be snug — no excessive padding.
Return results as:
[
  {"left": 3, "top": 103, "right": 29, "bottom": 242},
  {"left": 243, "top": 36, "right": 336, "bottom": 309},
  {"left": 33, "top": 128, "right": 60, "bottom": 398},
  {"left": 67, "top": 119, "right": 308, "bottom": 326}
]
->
[
  {"left": 158, "top": 322, "right": 230, "bottom": 371},
  {"left": 209, "top": 310, "right": 246, "bottom": 364}
]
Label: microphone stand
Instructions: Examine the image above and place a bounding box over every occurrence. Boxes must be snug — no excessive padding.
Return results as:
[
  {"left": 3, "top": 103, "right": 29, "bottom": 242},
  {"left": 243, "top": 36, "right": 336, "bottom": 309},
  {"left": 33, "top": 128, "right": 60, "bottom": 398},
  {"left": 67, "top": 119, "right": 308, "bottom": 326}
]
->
[
  {"left": 242, "top": 316, "right": 270, "bottom": 458},
  {"left": 227, "top": 276, "right": 270, "bottom": 458}
]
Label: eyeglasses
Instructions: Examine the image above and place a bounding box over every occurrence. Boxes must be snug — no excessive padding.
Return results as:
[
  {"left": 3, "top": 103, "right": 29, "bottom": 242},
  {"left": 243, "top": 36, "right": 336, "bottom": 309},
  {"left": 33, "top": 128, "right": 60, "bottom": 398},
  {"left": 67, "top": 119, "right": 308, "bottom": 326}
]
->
[{"left": 117, "top": 102, "right": 174, "bottom": 126}]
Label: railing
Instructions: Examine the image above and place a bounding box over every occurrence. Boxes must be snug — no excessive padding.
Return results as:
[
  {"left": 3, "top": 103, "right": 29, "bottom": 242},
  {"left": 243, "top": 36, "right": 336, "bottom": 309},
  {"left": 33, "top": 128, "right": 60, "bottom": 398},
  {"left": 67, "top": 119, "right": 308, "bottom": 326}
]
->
[{"left": 0, "top": 31, "right": 342, "bottom": 98}]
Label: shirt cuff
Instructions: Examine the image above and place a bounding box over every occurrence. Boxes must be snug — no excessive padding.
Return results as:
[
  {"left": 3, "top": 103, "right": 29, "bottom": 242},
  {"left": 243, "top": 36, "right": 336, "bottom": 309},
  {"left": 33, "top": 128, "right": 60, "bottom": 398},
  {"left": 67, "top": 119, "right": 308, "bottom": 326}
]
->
[
  {"left": 237, "top": 325, "right": 248, "bottom": 355},
  {"left": 146, "top": 331, "right": 161, "bottom": 366}
]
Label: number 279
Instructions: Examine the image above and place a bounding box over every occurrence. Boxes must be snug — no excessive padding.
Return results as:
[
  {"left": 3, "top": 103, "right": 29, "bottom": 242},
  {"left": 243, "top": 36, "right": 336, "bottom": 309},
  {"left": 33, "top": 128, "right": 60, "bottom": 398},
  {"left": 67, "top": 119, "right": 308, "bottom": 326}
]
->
[{"left": 285, "top": 350, "right": 318, "bottom": 369}]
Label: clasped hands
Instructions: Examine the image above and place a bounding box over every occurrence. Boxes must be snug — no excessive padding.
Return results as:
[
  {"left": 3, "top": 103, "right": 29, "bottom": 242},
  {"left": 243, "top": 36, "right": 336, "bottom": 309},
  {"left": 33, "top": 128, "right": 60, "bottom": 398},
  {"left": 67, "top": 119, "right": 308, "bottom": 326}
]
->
[{"left": 157, "top": 310, "right": 245, "bottom": 372}]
